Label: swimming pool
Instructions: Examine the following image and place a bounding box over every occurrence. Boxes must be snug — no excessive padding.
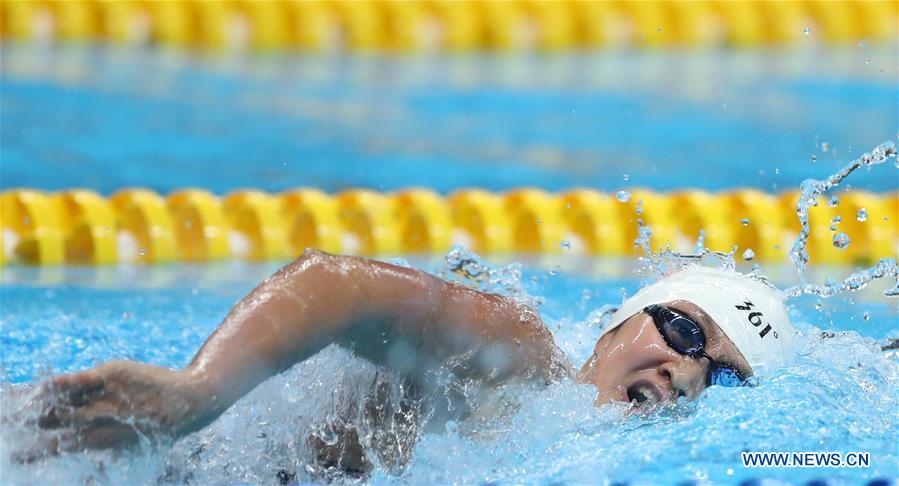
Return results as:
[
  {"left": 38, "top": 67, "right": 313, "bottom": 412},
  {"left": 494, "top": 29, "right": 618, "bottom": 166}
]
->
[
  {"left": 2, "top": 44, "right": 898, "bottom": 484},
  {"left": 1, "top": 253, "right": 897, "bottom": 484}
]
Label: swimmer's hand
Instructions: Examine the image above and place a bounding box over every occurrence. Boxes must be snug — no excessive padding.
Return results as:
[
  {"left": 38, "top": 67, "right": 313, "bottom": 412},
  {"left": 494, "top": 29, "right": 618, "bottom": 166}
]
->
[{"left": 26, "top": 360, "right": 207, "bottom": 456}]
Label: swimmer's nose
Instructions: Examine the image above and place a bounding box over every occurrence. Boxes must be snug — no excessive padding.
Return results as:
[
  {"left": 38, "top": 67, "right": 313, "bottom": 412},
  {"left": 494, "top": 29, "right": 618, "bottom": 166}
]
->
[{"left": 659, "top": 357, "right": 708, "bottom": 400}]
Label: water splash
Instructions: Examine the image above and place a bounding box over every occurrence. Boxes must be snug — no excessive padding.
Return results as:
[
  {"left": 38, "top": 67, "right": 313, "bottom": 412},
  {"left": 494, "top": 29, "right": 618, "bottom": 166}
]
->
[
  {"left": 633, "top": 221, "right": 652, "bottom": 256},
  {"left": 438, "top": 246, "right": 543, "bottom": 308},
  {"left": 787, "top": 138, "right": 898, "bottom": 299},
  {"left": 832, "top": 232, "right": 851, "bottom": 250},
  {"left": 784, "top": 258, "right": 898, "bottom": 299},
  {"left": 789, "top": 139, "right": 896, "bottom": 276},
  {"left": 635, "top": 246, "right": 738, "bottom": 285},
  {"left": 693, "top": 230, "right": 706, "bottom": 254}
]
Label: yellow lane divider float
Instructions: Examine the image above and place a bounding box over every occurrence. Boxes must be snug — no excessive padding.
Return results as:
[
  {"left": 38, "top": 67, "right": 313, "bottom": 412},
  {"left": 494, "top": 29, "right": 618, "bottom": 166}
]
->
[
  {"left": 1, "top": 1, "right": 895, "bottom": 51},
  {"left": 0, "top": 187, "right": 896, "bottom": 266}
]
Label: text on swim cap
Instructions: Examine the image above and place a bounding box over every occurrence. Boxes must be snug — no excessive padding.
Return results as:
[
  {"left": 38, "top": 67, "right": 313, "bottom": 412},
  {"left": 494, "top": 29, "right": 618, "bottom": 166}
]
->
[{"left": 734, "top": 300, "right": 778, "bottom": 339}]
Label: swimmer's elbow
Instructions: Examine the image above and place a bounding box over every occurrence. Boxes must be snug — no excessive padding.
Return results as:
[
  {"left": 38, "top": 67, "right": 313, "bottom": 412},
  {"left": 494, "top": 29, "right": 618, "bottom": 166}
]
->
[
  {"left": 285, "top": 249, "right": 348, "bottom": 279},
  {"left": 293, "top": 248, "right": 332, "bottom": 267}
]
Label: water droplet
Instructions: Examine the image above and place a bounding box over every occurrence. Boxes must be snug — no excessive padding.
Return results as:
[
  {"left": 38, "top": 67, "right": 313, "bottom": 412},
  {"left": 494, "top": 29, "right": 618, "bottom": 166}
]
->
[
  {"left": 811, "top": 154, "right": 817, "bottom": 162},
  {"left": 856, "top": 208, "right": 868, "bottom": 222},
  {"left": 622, "top": 173, "right": 630, "bottom": 182},
  {"left": 565, "top": 202, "right": 571, "bottom": 209},
  {"left": 831, "top": 215, "right": 842, "bottom": 225},
  {"left": 139, "top": 249, "right": 148, "bottom": 256},
  {"left": 803, "top": 27, "right": 811, "bottom": 35},
  {"left": 775, "top": 168, "right": 780, "bottom": 175},
  {"left": 832, "top": 232, "right": 850, "bottom": 250},
  {"left": 862, "top": 311, "right": 869, "bottom": 321},
  {"left": 616, "top": 190, "right": 631, "bottom": 203},
  {"left": 827, "top": 195, "right": 839, "bottom": 207},
  {"left": 742, "top": 248, "right": 755, "bottom": 261},
  {"left": 864, "top": 57, "right": 870, "bottom": 64},
  {"left": 560, "top": 240, "right": 571, "bottom": 250},
  {"left": 740, "top": 218, "right": 750, "bottom": 226},
  {"left": 321, "top": 426, "right": 338, "bottom": 446},
  {"left": 821, "top": 142, "right": 829, "bottom": 152},
  {"left": 814, "top": 300, "right": 822, "bottom": 310},
  {"left": 445, "top": 420, "right": 459, "bottom": 436},
  {"left": 536, "top": 218, "right": 542, "bottom": 225}
]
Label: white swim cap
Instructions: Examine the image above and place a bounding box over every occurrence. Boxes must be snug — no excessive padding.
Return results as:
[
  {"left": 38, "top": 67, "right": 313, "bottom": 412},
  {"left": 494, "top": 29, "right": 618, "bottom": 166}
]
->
[{"left": 602, "top": 266, "right": 796, "bottom": 376}]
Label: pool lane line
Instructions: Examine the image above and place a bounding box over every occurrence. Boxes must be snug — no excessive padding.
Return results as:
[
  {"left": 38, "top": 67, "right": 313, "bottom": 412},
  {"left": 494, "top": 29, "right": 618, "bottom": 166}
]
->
[
  {"left": 0, "top": 187, "right": 895, "bottom": 266},
  {"left": 1, "top": 1, "right": 895, "bottom": 52}
]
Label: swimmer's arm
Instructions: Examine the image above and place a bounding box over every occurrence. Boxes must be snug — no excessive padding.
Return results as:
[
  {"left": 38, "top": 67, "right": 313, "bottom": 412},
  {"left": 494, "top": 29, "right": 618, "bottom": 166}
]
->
[
  {"left": 31, "top": 250, "right": 563, "bottom": 452},
  {"left": 184, "top": 250, "right": 563, "bottom": 430}
]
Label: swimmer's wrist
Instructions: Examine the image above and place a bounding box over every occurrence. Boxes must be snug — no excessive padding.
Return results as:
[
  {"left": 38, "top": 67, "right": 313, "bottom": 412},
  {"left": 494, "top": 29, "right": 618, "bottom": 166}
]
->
[{"left": 176, "top": 367, "right": 227, "bottom": 435}]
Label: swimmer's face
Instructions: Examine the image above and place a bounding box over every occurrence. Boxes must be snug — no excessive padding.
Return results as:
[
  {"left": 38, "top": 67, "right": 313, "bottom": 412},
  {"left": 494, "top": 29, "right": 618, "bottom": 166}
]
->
[{"left": 579, "top": 300, "right": 752, "bottom": 407}]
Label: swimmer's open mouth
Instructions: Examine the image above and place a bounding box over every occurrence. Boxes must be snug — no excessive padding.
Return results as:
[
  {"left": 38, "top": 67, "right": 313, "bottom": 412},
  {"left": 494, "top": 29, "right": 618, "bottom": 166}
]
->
[{"left": 626, "top": 382, "right": 662, "bottom": 406}]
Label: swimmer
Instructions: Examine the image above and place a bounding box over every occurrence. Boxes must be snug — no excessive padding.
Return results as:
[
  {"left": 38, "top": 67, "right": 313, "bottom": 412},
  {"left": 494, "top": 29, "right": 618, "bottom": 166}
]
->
[{"left": 21, "top": 249, "right": 795, "bottom": 466}]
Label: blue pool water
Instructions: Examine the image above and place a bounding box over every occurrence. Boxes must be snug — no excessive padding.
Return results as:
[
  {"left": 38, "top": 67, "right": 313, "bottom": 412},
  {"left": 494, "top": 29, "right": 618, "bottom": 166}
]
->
[
  {"left": 2, "top": 43, "right": 898, "bottom": 484},
  {"left": 1, "top": 256, "right": 897, "bottom": 484},
  {"left": 1, "top": 45, "right": 897, "bottom": 194}
]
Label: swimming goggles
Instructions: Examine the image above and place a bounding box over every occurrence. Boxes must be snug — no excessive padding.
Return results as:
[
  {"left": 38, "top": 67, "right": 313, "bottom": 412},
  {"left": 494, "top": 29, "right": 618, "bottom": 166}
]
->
[{"left": 644, "top": 305, "right": 746, "bottom": 387}]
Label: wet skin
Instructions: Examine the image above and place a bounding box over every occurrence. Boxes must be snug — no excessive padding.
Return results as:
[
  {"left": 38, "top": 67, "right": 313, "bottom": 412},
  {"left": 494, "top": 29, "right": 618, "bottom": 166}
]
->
[{"left": 20, "top": 251, "right": 750, "bottom": 458}]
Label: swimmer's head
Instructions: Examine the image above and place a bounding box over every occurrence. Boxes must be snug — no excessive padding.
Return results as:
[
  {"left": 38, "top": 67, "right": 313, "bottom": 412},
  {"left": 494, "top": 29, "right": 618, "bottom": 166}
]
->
[{"left": 578, "top": 266, "right": 796, "bottom": 407}]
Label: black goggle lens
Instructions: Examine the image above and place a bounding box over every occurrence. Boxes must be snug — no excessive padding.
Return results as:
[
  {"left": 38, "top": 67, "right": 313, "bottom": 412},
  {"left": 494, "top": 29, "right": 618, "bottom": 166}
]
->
[
  {"left": 644, "top": 305, "right": 745, "bottom": 387},
  {"left": 645, "top": 305, "right": 705, "bottom": 356}
]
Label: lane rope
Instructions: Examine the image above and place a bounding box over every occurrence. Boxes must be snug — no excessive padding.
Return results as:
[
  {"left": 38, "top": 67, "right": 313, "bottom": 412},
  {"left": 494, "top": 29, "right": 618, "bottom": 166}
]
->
[
  {"left": 1, "top": 187, "right": 895, "bottom": 265},
  {"left": 1, "top": 1, "right": 895, "bottom": 51}
]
